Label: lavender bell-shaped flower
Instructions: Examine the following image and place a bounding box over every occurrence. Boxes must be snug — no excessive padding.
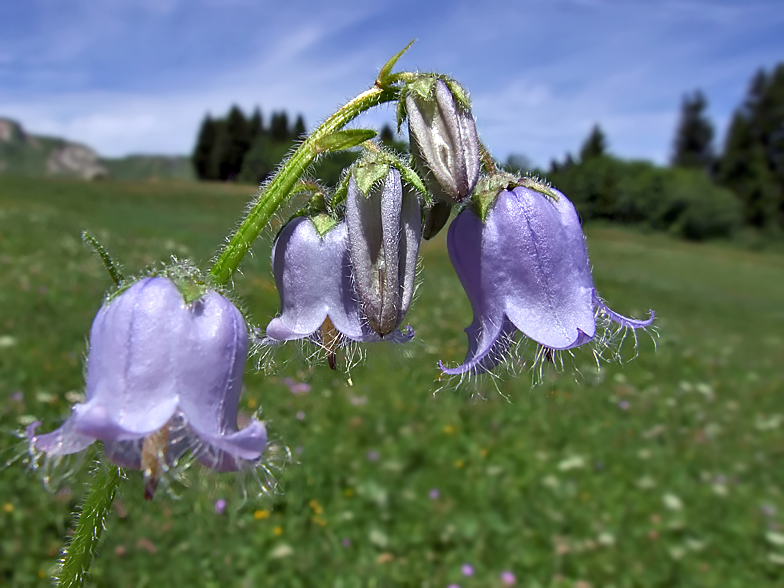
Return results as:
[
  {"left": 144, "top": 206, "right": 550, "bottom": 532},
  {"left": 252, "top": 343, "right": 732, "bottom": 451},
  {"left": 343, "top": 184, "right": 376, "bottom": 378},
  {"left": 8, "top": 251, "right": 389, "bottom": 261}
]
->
[
  {"left": 263, "top": 215, "right": 414, "bottom": 367},
  {"left": 346, "top": 168, "right": 421, "bottom": 338},
  {"left": 407, "top": 79, "right": 480, "bottom": 204},
  {"left": 29, "top": 277, "right": 267, "bottom": 498},
  {"left": 440, "top": 186, "right": 655, "bottom": 375}
]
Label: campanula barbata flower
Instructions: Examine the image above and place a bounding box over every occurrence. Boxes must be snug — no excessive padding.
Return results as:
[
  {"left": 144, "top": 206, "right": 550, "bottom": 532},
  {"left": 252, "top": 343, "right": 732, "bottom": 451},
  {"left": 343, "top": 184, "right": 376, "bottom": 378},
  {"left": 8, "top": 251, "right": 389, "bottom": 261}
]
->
[
  {"left": 29, "top": 277, "right": 267, "bottom": 497},
  {"left": 440, "top": 185, "right": 655, "bottom": 375},
  {"left": 346, "top": 168, "right": 421, "bottom": 337},
  {"left": 407, "top": 79, "right": 480, "bottom": 204},
  {"left": 262, "top": 215, "right": 414, "bottom": 363}
]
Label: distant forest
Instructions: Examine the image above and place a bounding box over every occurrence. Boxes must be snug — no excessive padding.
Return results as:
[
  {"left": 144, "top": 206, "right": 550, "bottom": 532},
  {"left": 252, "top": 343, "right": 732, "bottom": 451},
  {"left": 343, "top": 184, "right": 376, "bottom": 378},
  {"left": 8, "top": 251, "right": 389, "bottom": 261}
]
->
[
  {"left": 193, "top": 63, "right": 784, "bottom": 241},
  {"left": 192, "top": 106, "right": 404, "bottom": 188}
]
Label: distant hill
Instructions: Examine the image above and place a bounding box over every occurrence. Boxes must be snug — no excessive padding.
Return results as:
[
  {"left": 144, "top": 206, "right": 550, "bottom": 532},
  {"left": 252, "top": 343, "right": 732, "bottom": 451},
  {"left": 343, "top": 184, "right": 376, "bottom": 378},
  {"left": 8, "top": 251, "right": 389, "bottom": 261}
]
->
[{"left": 0, "top": 117, "right": 195, "bottom": 181}]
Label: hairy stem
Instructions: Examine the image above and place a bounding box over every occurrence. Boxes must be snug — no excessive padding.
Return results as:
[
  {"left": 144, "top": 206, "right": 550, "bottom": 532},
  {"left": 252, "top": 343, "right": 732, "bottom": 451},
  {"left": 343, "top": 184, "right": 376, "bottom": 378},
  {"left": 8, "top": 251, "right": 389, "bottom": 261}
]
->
[
  {"left": 209, "top": 84, "right": 399, "bottom": 286},
  {"left": 56, "top": 464, "right": 122, "bottom": 588}
]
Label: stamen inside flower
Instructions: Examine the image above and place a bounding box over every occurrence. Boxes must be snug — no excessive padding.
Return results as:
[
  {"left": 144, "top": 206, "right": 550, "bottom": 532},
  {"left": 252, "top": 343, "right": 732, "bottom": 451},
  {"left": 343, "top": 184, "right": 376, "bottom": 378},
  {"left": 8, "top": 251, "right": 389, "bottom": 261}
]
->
[
  {"left": 320, "top": 316, "right": 340, "bottom": 370},
  {"left": 142, "top": 425, "right": 170, "bottom": 501}
]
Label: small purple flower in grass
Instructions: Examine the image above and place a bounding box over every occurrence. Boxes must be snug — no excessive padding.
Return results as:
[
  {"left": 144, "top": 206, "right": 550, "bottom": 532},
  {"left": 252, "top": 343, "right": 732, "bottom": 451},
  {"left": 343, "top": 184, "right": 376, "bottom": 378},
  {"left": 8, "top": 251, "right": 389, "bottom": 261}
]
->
[
  {"left": 429, "top": 488, "right": 440, "bottom": 500},
  {"left": 500, "top": 570, "right": 516, "bottom": 585},
  {"left": 28, "top": 277, "right": 267, "bottom": 499},
  {"left": 214, "top": 499, "right": 227, "bottom": 514},
  {"left": 262, "top": 216, "right": 413, "bottom": 369},
  {"left": 439, "top": 186, "right": 654, "bottom": 375},
  {"left": 461, "top": 564, "right": 474, "bottom": 577},
  {"left": 282, "top": 377, "right": 311, "bottom": 395}
]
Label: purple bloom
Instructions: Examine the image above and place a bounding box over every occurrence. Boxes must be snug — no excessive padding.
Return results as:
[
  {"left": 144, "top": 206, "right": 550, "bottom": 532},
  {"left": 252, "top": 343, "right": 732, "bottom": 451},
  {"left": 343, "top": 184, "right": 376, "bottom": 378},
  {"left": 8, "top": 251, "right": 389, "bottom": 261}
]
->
[
  {"left": 366, "top": 450, "right": 380, "bottom": 462},
  {"left": 407, "top": 79, "right": 480, "bottom": 204},
  {"left": 500, "top": 570, "right": 516, "bottom": 585},
  {"left": 619, "top": 400, "right": 630, "bottom": 411},
  {"left": 440, "top": 186, "right": 654, "bottom": 375},
  {"left": 429, "top": 488, "right": 440, "bottom": 500},
  {"left": 346, "top": 169, "right": 421, "bottom": 337},
  {"left": 28, "top": 277, "right": 267, "bottom": 497},
  {"left": 282, "top": 377, "right": 311, "bottom": 395},
  {"left": 263, "top": 216, "right": 413, "bottom": 348},
  {"left": 214, "top": 499, "right": 227, "bottom": 514},
  {"left": 342, "top": 538, "right": 351, "bottom": 548},
  {"left": 462, "top": 564, "right": 474, "bottom": 577}
]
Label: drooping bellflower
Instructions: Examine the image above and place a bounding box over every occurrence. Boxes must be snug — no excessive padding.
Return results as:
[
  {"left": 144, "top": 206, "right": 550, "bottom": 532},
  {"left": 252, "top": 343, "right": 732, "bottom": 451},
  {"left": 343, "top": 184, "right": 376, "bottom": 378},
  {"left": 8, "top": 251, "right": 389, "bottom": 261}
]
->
[
  {"left": 440, "top": 186, "right": 655, "bottom": 375},
  {"left": 262, "top": 215, "right": 414, "bottom": 360},
  {"left": 406, "top": 79, "right": 480, "bottom": 204},
  {"left": 346, "top": 168, "right": 421, "bottom": 337},
  {"left": 29, "top": 277, "right": 267, "bottom": 497}
]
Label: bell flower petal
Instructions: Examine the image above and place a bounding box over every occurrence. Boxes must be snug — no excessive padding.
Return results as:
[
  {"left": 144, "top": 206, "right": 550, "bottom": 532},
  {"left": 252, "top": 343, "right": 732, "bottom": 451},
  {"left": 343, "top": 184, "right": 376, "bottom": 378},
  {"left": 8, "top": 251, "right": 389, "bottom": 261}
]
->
[
  {"left": 263, "top": 216, "right": 414, "bottom": 345},
  {"left": 441, "top": 186, "right": 654, "bottom": 375},
  {"left": 30, "top": 277, "right": 266, "bottom": 474}
]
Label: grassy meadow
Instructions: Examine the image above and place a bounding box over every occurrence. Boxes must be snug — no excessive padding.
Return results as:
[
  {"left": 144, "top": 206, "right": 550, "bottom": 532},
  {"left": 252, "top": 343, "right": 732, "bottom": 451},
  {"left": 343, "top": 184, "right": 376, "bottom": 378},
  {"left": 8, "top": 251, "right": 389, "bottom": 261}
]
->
[{"left": 1, "top": 174, "right": 784, "bottom": 587}]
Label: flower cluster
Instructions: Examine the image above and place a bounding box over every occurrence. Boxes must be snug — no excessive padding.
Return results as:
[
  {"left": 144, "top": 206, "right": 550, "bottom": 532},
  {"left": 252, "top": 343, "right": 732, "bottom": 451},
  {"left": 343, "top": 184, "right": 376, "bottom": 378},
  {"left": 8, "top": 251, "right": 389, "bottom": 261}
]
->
[{"left": 27, "top": 54, "right": 654, "bottom": 504}]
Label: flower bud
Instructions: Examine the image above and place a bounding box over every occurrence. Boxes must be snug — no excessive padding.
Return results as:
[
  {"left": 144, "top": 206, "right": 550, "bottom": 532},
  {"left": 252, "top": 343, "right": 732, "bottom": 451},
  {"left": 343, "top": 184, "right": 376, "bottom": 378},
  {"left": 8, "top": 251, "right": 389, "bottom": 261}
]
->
[
  {"left": 30, "top": 277, "right": 266, "bottom": 495},
  {"left": 346, "top": 168, "right": 421, "bottom": 337},
  {"left": 407, "top": 79, "right": 480, "bottom": 204}
]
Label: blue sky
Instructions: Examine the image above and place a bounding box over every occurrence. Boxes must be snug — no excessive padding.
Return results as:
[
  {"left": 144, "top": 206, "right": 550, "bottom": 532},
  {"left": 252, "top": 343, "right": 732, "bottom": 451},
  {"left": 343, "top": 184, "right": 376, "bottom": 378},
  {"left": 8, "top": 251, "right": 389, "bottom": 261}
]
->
[{"left": 1, "top": 0, "right": 782, "bottom": 167}]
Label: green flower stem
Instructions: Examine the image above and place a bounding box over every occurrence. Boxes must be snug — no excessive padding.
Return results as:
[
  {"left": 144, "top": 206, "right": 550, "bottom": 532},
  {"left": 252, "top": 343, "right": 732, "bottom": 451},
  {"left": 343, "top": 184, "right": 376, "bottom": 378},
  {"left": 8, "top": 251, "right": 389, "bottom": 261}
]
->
[
  {"left": 209, "top": 84, "right": 400, "bottom": 286},
  {"left": 56, "top": 464, "right": 122, "bottom": 588}
]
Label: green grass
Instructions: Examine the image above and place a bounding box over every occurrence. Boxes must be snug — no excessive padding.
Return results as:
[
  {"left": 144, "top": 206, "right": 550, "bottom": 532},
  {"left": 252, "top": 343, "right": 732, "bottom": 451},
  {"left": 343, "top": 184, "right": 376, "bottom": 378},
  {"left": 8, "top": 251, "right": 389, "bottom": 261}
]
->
[{"left": 1, "top": 175, "right": 784, "bottom": 587}]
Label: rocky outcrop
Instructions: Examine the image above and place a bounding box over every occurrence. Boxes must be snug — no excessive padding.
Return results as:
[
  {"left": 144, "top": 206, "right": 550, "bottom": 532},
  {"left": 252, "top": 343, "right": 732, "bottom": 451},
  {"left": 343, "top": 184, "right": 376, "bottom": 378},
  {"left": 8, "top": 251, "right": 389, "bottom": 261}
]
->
[
  {"left": 47, "top": 143, "right": 108, "bottom": 180},
  {"left": 0, "top": 117, "right": 108, "bottom": 179},
  {"left": 0, "top": 118, "right": 25, "bottom": 143}
]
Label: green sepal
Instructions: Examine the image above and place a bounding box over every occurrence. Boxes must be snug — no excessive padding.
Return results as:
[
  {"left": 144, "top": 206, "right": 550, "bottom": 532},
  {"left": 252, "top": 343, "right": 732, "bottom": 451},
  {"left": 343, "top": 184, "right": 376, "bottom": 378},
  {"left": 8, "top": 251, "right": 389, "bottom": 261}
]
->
[
  {"left": 376, "top": 39, "right": 415, "bottom": 87},
  {"left": 81, "top": 231, "right": 124, "bottom": 286},
  {"left": 396, "top": 96, "right": 408, "bottom": 133},
  {"left": 331, "top": 172, "right": 352, "bottom": 209},
  {"left": 472, "top": 172, "right": 559, "bottom": 222},
  {"left": 396, "top": 161, "right": 429, "bottom": 203},
  {"left": 349, "top": 145, "right": 429, "bottom": 204},
  {"left": 408, "top": 75, "right": 438, "bottom": 101},
  {"left": 314, "top": 129, "right": 377, "bottom": 154},
  {"left": 518, "top": 175, "right": 559, "bottom": 201},
  {"left": 443, "top": 78, "right": 472, "bottom": 112},
  {"left": 310, "top": 213, "right": 339, "bottom": 236},
  {"left": 353, "top": 158, "right": 391, "bottom": 196},
  {"left": 166, "top": 263, "right": 208, "bottom": 304}
]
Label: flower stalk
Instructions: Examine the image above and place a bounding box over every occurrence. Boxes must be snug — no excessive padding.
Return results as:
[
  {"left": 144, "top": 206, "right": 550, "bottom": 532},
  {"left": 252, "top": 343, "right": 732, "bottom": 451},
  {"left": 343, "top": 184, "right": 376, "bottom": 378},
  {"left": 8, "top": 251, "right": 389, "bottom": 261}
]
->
[
  {"left": 55, "top": 464, "right": 122, "bottom": 588},
  {"left": 209, "top": 84, "right": 400, "bottom": 286}
]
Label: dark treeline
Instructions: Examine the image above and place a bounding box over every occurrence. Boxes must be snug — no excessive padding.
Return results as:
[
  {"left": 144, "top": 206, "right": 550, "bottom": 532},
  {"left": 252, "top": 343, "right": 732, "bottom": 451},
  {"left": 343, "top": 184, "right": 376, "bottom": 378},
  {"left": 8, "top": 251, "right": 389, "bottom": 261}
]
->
[
  {"left": 193, "top": 105, "right": 403, "bottom": 187},
  {"left": 538, "top": 62, "right": 784, "bottom": 240},
  {"left": 194, "top": 63, "right": 783, "bottom": 242},
  {"left": 193, "top": 105, "right": 307, "bottom": 184}
]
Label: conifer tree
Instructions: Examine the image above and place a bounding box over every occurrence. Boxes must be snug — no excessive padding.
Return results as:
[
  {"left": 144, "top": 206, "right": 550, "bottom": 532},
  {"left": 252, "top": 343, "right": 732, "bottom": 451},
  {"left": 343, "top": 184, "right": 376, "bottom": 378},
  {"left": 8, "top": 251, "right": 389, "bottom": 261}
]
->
[
  {"left": 671, "top": 90, "right": 715, "bottom": 173},
  {"left": 192, "top": 114, "right": 217, "bottom": 180},
  {"left": 220, "top": 105, "right": 250, "bottom": 180},
  {"left": 270, "top": 112, "right": 289, "bottom": 142},
  {"left": 293, "top": 115, "right": 306, "bottom": 139},
  {"left": 720, "top": 64, "right": 784, "bottom": 229},
  {"left": 249, "top": 107, "right": 264, "bottom": 141},
  {"left": 579, "top": 124, "right": 607, "bottom": 162}
]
